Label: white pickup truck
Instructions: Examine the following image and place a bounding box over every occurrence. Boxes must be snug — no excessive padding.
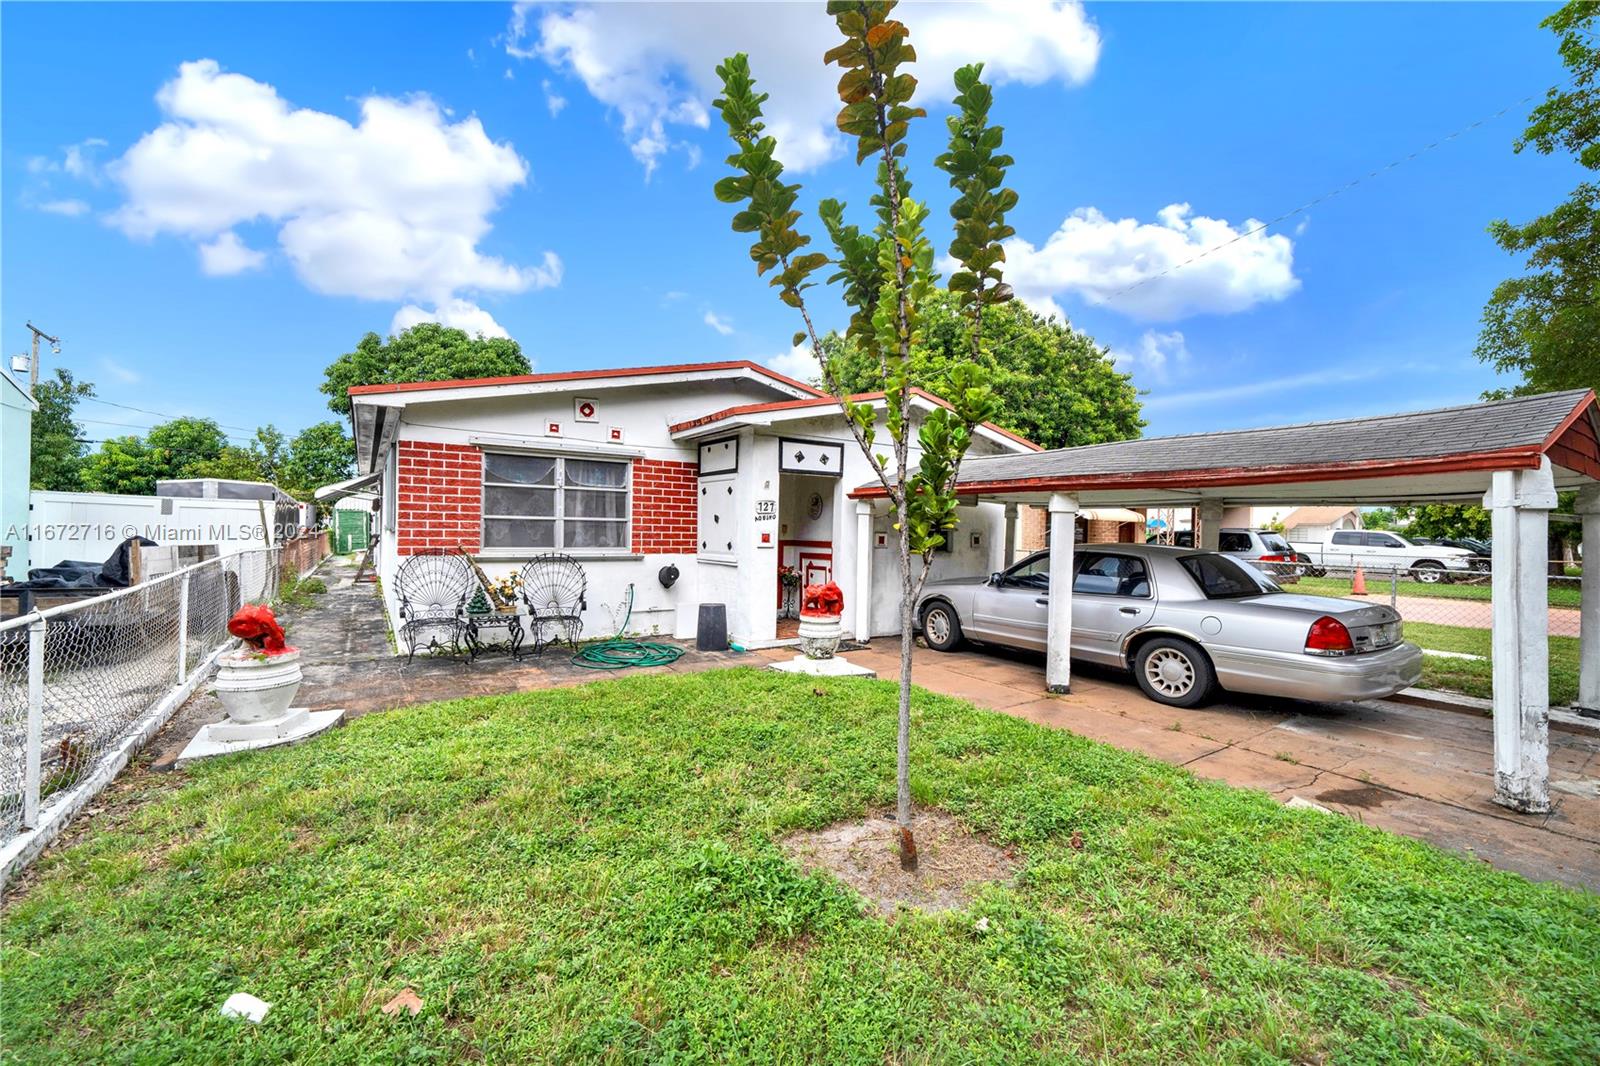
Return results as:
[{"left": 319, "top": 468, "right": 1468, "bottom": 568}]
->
[{"left": 1290, "top": 529, "right": 1479, "bottom": 583}]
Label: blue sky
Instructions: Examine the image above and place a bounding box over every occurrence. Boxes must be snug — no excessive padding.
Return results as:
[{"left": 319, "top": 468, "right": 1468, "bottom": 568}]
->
[{"left": 1, "top": 2, "right": 1581, "bottom": 449}]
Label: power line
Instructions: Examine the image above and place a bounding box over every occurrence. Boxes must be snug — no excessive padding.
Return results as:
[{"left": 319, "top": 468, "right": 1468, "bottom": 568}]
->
[
  {"left": 76, "top": 416, "right": 254, "bottom": 445},
  {"left": 79, "top": 395, "right": 257, "bottom": 434},
  {"left": 1100, "top": 84, "right": 1554, "bottom": 306}
]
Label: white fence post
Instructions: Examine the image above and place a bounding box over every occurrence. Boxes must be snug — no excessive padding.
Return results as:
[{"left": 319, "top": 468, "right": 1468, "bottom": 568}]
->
[
  {"left": 23, "top": 618, "right": 45, "bottom": 829},
  {"left": 1390, "top": 567, "right": 1399, "bottom": 609},
  {"left": 177, "top": 571, "right": 191, "bottom": 685}
]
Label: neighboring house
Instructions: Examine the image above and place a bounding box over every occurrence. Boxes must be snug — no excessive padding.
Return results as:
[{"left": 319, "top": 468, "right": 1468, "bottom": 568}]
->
[
  {"left": 1017, "top": 506, "right": 1146, "bottom": 555},
  {"left": 346, "top": 360, "right": 1040, "bottom": 648},
  {"left": 1, "top": 369, "right": 36, "bottom": 581},
  {"left": 1221, "top": 505, "right": 1294, "bottom": 529},
  {"left": 1282, "top": 505, "right": 1363, "bottom": 543}
]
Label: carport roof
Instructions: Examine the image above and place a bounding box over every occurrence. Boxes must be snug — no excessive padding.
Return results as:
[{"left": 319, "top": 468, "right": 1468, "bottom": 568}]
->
[{"left": 850, "top": 388, "right": 1600, "bottom": 504}]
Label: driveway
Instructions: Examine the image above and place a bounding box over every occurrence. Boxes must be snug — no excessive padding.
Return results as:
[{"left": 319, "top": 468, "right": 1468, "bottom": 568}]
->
[{"left": 766, "top": 641, "right": 1600, "bottom": 893}]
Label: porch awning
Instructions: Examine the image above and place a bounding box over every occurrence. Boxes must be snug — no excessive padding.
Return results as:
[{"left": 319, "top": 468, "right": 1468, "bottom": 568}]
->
[{"left": 1078, "top": 508, "right": 1145, "bottom": 524}]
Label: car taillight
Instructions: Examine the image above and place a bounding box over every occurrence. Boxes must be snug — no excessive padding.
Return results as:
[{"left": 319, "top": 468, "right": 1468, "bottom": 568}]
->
[
  {"left": 1305, "top": 616, "right": 1355, "bottom": 656},
  {"left": 1258, "top": 554, "right": 1288, "bottom": 562}
]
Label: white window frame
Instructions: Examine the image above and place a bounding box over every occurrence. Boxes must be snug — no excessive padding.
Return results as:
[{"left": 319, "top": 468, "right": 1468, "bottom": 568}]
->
[{"left": 481, "top": 450, "right": 631, "bottom": 557}]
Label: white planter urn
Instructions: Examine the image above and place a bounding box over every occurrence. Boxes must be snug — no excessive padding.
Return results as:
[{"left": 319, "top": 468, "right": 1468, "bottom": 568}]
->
[
  {"left": 798, "top": 613, "right": 843, "bottom": 660},
  {"left": 214, "top": 649, "right": 303, "bottom": 724}
]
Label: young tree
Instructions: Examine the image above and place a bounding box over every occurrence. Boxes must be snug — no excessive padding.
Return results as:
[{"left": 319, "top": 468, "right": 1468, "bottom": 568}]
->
[
  {"left": 1476, "top": 1, "right": 1600, "bottom": 397},
  {"left": 29, "top": 368, "right": 94, "bottom": 490},
  {"left": 713, "top": 2, "right": 1018, "bottom": 864},
  {"left": 320, "top": 322, "right": 531, "bottom": 415}
]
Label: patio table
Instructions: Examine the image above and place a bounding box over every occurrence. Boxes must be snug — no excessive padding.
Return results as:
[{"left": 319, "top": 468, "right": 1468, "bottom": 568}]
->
[{"left": 465, "top": 609, "right": 525, "bottom": 661}]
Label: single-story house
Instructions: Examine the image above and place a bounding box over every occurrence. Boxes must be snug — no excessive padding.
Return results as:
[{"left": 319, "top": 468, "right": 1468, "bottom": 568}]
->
[
  {"left": 1282, "top": 505, "right": 1364, "bottom": 542},
  {"left": 1, "top": 368, "right": 36, "bottom": 581},
  {"left": 347, "top": 360, "right": 1040, "bottom": 649}
]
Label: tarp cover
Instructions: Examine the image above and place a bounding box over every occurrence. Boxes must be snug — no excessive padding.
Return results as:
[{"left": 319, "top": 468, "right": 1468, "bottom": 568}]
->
[{"left": 13, "top": 536, "right": 158, "bottom": 590}]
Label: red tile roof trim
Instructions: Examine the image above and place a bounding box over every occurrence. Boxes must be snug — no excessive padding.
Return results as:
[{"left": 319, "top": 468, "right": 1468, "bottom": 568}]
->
[{"left": 346, "top": 359, "right": 825, "bottom": 399}]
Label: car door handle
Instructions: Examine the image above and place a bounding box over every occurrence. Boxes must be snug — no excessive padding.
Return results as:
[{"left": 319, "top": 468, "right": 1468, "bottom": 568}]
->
[
  {"left": 1035, "top": 597, "right": 1049, "bottom": 605},
  {"left": 1119, "top": 607, "right": 1141, "bottom": 615}
]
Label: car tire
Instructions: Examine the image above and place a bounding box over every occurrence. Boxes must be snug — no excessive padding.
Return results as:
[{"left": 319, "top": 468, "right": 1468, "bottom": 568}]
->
[
  {"left": 1413, "top": 561, "right": 1446, "bottom": 584},
  {"left": 1132, "top": 637, "right": 1215, "bottom": 708},
  {"left": 920, "top": 601, "right": 964, "bottom": 652}
]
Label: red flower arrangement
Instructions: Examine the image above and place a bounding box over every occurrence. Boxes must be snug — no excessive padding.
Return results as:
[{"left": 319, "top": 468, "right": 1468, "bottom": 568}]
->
[{"left": 227, "top": 604, "right": 294, "bottom": 655}]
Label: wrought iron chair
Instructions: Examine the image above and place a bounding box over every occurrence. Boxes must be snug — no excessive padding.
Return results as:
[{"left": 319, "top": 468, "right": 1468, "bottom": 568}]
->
[
  {"left": 394, "top": 549, "right": 474, "bottom": 661},
  {"left": 518, "top": 554, "right": 587, "bottom": 655}
]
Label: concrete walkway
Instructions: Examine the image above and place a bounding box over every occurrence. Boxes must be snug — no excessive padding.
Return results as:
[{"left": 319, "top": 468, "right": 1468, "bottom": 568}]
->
[
  {"left": 149, "top": 556, "right": 1600, "bottom": 892},
  {"left": 1390, "top": 593, "right": 1582, "bottom": 637}
]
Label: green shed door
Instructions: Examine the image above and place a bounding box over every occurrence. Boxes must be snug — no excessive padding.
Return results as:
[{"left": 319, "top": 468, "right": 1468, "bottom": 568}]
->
[{"left": 335, "top": 508, "right": 370, "bottom": 553}]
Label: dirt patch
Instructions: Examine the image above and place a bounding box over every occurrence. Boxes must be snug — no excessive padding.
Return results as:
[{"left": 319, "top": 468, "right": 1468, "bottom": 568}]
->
[
  {"left": 1316, "top": 785, "right": 1398, "bottom": 810},
  {"left": 780, "top": 808, "right": 1018, "bottom": 916}
]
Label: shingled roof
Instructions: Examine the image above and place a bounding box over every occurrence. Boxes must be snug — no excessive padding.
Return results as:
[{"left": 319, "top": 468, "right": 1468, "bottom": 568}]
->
[{"left": 851, "top": 388, "right": 1599, "bottom": 498}]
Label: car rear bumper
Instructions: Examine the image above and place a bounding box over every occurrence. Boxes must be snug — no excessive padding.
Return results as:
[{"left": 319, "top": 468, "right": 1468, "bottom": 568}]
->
[{"left": 1209, "top": 642, "right": 1423, "bottom": 703}]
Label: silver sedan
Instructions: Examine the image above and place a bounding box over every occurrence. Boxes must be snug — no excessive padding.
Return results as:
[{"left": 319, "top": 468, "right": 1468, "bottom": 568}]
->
[{"left": 915, "top": 543, "right": 1422, "bottom": 708}]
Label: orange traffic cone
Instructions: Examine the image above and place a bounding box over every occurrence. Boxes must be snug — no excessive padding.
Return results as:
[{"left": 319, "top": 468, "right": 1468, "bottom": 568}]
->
[{"left": 1351, "top": 565, "right": 1368, "bottom": 596}]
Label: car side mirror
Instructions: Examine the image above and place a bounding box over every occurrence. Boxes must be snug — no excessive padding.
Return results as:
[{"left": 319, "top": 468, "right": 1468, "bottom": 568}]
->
[{"left": 988, "top": 572, "right": 1002, "bottom": 586}]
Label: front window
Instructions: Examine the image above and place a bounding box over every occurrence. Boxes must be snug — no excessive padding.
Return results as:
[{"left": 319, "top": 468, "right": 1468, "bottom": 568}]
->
[
  {"left": 1001, "top": 554, "right": 1050, "bottom": 590},
  {"left": 482, "top": 452, "right": 629, "bottom": 552},
  {"left": 1179, "top": 553, "right": 1280, "bottom": 599}
]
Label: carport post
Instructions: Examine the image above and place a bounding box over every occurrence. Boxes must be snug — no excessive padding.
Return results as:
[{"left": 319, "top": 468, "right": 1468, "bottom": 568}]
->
[
  {"left": 1003, "top": 503, "right": 1019, "bottom": 570},
  {"left": 854, "top": 501, "right": 874, "bottom": 641},
  {"left": 1484, "top": 459, "right": 1558, "bottom": 813},
  {"left": 1576, "top": 485, "right": 1600, "bottom": 716},
  {"left": 1045, "top": 493, "right": 1079, "bottom": 693},
  {"left": 1197, "top": 499, "right": 1224, "bottom": 551}
]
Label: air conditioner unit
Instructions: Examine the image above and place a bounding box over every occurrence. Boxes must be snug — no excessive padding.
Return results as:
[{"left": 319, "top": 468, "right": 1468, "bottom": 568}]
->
[{"left": 9, "top": 356, "right": 29, "bottom": 375}]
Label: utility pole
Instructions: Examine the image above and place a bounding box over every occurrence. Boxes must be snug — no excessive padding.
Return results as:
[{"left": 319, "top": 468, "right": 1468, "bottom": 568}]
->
[{"left": 25, "top": 322, "right": 60, "bottom": 393}]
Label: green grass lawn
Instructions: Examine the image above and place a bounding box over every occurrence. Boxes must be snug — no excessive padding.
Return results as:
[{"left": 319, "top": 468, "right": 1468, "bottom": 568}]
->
[
  {"left": 1405, "top": 621, "right": 1583, "bottom": 706},
  {"left": 3, "top": 671, "right": 1597, "bottom": 1063},
  {"left": 1295, "top": 574, "right": 1582, "bottom": 609}
]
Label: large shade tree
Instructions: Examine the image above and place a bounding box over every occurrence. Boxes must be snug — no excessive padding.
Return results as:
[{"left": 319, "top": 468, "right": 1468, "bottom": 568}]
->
[
  {"left": 713, "top": 1, "right": 1028, "bottom": 864},
  {"left": 321, "top": 323, "right": 531, "bottom": 415},
  {"left": 1477, "top": 1, "right": 1600, "bottom": 398},
  {"left": 29, "top": 369, "right": 94, "bottom": 491},
  {"left": 829, "top": 291, "right": 1144, "bottom": 449}
]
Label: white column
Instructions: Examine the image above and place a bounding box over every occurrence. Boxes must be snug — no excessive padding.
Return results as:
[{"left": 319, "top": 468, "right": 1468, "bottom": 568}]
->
[
  {"left": 1197, "top": 499, "right": 1224, "bottom": 551},
  {"left": 854, "top": 500, "right": 874, "bottom": 641},
  {"left": 998, "top": 503, "right": 1018, "bottom": 572},
  {"left": 1045, "top": 493, "right": 1079, "bottom": 693},
  {"left": 1576, "top": 485, "right": 1600, "bottom": 715},
  {"left": 1484, "top": 459, "right": 1559, "bottom": 813}
]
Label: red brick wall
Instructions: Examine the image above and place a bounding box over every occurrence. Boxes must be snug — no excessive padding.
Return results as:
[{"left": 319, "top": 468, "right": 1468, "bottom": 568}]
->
[
  {"left": 632, "top": 458, "right": 697, "bottom": 554},
  {"left": 396, "top": 441, "right": 483, "bottom": 556}
]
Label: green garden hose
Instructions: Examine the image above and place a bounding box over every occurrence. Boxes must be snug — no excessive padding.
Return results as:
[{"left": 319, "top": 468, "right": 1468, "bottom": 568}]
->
[{"left": 569, "top": 583, "right": 686, "bottom": 670}]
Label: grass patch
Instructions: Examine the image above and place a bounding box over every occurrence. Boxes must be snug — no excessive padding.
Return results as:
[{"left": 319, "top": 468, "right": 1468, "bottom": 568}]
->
[
  {"left": 1295, "top": 574, "right": 1581, "bottom": 609},
  {"left": 1406, "top": 621, "right": 1582, "bottom": 705},
  {"left": 275, "top": 572, "right": 328, "bottom": 611},
  {"left": 3, "top": 670, "right": 1597, "bottom": 1063}
]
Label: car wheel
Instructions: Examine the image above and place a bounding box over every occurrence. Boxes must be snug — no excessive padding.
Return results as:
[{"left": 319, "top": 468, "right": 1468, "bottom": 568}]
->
[
  {"left": 1413, "top": 561, "right": 1445, "bottom": 584},
  {"left": 1133, "top": 638, "right": 1215, "bottom": 708},
  {"left": 920, "top": 601, "right": 963, "bottom": 652}
]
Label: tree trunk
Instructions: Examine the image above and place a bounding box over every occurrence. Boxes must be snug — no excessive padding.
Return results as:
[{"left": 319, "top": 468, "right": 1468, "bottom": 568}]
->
[{"left": 896, "top": 497, "right": 917, "bottom": 870}]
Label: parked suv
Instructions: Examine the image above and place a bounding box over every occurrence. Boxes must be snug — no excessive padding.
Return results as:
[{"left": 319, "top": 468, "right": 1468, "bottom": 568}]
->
[{"left": 1148, "top": 527, "right": 1306, "bottom": 580}]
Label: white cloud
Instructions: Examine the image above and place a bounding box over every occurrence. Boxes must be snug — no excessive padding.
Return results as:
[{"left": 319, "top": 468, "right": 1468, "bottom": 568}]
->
[
  {"left": 1110, "top": 329, "right": 1189, "bottom": 384},
  {"left": 107, "top": 59, "right": 559, "bottom": 313},
  {"left": 765, "top": 342, "right": 820, "bottom": 385},
  {"left": 1003, "top": 203, "right": 1299, "bottom": 322},
  {"left": 98, "top": 357, "right": 141, "bottom": 384},
  {"left": 197, "top": 230, "right": 266, "bottom": 275},
  {"left": 507, "top": 0, "right": 1100, "bottom": 175},
  {"left": 703, "top": 310, "right": 734, "bottom": 336},
  {"left": 37, "top": 199, "right": 91, "bottom": 217},
  {"left": 28, "top": 138, "right": 108, "bottom": 182},
  {"left": 390, "top": 298, "right": 513, "bottom": 340},
  {"left": 1141, "top": 367, "right": 1384, "bottom": 413},
  {"left": 541, "top": 79, "right": 567, "bottom": 116}
]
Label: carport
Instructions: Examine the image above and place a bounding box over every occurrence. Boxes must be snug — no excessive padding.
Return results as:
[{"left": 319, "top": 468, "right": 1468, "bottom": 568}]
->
[{"left": 850, "top": 388, "right": 1600, "bottom": 814}]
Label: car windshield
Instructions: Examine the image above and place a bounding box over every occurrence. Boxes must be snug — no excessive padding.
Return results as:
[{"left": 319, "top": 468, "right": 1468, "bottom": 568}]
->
[{"left": 1179, "top": 553, "right": 1282, "bottom": 598}]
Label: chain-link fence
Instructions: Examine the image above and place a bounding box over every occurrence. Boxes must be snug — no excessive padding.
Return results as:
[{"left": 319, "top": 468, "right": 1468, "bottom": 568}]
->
[
  {"left": 1267, "top": 562, "right": 1584, "bottom": 707},
  {"left": 0, "top": 548, "right": 281, "bottom": 870}
]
